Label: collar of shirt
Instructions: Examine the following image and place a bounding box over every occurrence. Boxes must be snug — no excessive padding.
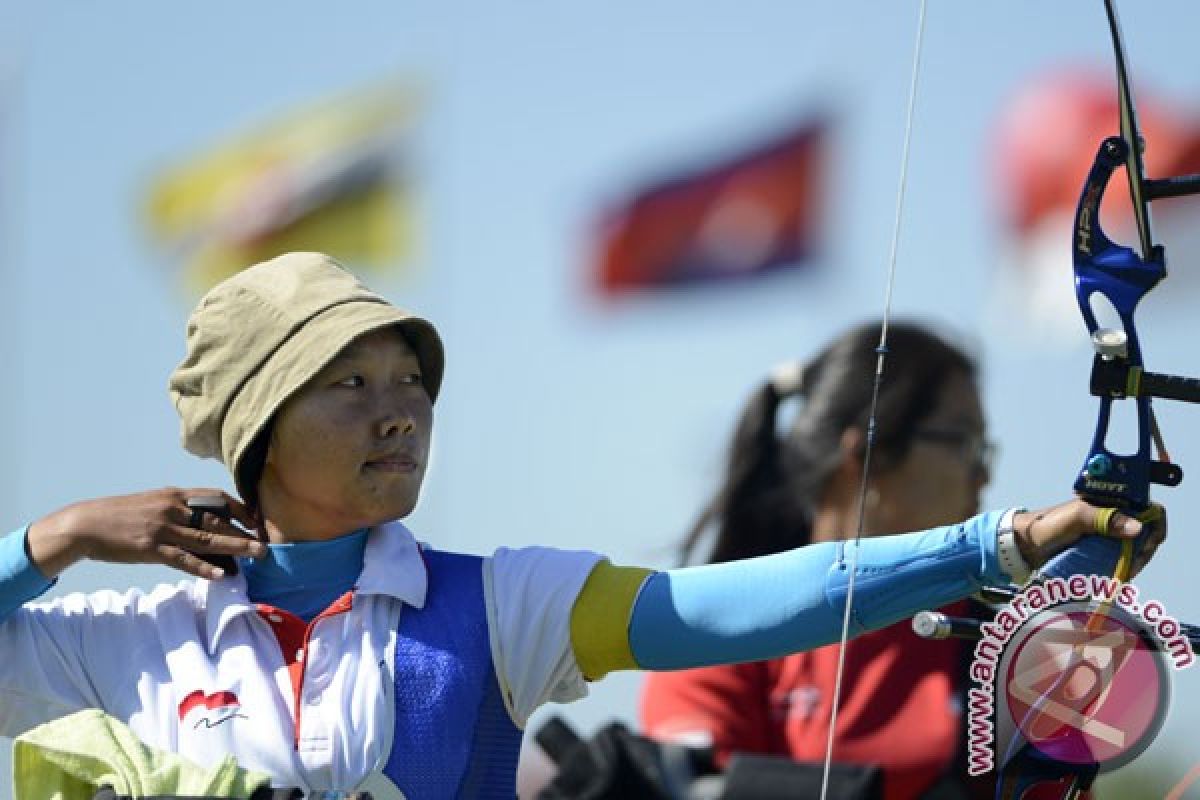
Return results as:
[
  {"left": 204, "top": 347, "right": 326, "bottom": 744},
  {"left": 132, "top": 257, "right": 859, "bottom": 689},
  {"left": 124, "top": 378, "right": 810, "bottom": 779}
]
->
[{"left": 202, "top": 520, "right": 429, "bottom": 653}]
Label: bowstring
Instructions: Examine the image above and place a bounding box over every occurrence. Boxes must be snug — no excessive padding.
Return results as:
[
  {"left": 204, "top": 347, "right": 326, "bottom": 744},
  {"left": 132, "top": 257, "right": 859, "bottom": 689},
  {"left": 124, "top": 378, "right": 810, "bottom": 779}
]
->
[{"left": 818, "top": 2, "right": 929, "bottom": 797}]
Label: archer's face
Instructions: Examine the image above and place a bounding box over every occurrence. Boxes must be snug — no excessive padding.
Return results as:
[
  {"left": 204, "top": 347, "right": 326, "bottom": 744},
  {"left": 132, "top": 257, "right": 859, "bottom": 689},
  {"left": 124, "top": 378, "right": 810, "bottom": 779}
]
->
[
  {"left": 257, "top": 327, "right": 433, "bottom": 541},
  {"left": 870, "top": 370, "right": 990, "bottom": 533}
]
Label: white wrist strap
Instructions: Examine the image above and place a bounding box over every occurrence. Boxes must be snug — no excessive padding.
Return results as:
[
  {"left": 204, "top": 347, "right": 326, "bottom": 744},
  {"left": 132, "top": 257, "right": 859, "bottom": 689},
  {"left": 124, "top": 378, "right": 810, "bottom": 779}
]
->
[{"left": 996, "top": 507, "right": 1031, "bottom": 584}]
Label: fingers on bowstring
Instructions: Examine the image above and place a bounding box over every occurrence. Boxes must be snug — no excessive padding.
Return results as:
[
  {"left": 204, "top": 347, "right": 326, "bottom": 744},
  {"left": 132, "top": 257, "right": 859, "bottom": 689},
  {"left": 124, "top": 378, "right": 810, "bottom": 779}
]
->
[
  {"left": 155, "top": 543, "right": 227, "bottom": 581},
  {"left": 195, "top": 489, "right": 258, "bottom": 529},
  {"left": 170, "top": 517, "right": 265, "bottom": 559},
  {"left": 181, "top": 488, "right": 261, "bottom": 540},
  {"left": 224, "top": 494, "right": 258, "bottom": 529}
]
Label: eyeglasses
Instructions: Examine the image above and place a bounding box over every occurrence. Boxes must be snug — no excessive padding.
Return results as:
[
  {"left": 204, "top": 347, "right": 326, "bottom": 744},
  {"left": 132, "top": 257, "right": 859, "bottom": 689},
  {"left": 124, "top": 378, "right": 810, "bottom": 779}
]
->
[{"left": 912, "top": 428, "right": 997, "bottom": 475}]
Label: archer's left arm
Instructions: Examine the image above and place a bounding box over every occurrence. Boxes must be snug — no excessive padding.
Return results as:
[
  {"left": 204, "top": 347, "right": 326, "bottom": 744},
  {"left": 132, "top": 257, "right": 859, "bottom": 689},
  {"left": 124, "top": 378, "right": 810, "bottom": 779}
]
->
[{"left": 569, "top": 502, "right": 1152, "bottom": 678}]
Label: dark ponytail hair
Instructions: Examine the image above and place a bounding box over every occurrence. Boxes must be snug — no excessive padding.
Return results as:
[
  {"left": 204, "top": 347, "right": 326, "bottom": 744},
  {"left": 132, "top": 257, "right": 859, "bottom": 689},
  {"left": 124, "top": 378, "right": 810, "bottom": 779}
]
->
[{"left": 680, "top": 321, "right": 977, "bottom": 565}]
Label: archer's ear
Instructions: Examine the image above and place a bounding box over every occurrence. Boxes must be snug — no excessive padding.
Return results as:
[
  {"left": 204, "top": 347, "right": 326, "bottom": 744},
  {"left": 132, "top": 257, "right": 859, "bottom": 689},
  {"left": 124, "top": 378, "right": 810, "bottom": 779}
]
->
[
  {"left": 839, "top": 427, "right": 866, "bottom": 461},
  {"left": 813, "top": 426, "right": 869, "bottom": 512},
  {"left": 840, "top": 425, "right": 903, "bottom": 474},
  {"left": 825, "top": 427, "right": 868, "bottom": 490}
]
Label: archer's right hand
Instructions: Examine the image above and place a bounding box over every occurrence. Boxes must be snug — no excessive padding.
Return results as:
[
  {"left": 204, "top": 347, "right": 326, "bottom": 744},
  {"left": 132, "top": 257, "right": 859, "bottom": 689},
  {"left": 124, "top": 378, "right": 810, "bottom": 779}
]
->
[{"left": 26, "top": 488, "right": 266, "bottom": 581}]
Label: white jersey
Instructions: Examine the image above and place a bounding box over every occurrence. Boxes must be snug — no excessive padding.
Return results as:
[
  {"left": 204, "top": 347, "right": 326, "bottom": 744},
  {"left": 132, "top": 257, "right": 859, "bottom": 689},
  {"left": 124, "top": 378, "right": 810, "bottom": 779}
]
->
[{"left": 0, "top": 521, "right": 602, "bottom": 792}]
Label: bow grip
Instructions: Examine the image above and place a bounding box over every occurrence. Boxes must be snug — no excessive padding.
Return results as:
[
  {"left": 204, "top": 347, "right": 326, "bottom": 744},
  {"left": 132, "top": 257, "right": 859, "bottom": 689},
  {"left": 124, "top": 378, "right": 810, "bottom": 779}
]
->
[
  {"left": 1038, "top": 503, "right": 1162, "bottom": 581},
  {"left": 1037, "top": 533, "right": 1134, "bottom": 582}
]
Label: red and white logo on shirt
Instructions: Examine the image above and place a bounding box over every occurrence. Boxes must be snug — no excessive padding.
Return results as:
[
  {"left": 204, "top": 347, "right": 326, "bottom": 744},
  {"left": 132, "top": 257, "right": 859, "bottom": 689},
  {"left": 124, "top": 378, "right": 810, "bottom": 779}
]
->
[{"left": 178, "top": 689, "right": 246, "bottom": 729}]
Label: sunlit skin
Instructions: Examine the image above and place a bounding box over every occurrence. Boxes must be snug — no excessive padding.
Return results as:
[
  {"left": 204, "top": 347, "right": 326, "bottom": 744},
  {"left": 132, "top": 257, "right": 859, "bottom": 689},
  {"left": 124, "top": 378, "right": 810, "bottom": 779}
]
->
[
  {"left": 812, "top": 370, "right": 989, "bottom": 542},
  {"left": 256, "top": 327, "right": 433, "bottom": 543}
]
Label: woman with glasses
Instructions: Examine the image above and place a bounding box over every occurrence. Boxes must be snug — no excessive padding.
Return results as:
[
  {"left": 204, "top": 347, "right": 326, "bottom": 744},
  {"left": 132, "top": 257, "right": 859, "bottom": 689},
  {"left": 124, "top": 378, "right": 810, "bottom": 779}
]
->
[
  {"left": 0, "top": 259, "right": 1159, "bottom": 798},
  {"left": 641, "top": 321, "right": 1014, "bottom": 800}
]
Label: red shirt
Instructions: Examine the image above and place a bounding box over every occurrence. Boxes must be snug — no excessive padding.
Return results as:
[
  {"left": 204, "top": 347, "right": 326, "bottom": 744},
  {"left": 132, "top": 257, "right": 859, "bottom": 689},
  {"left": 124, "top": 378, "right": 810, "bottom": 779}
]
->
[{"left": 640, "top": 600, "right": 992, "bottom": 800}]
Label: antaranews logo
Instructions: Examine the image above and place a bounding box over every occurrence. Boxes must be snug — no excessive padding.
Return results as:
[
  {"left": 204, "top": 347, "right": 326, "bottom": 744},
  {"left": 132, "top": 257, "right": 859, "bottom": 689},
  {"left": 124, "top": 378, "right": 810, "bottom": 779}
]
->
[{"left": 965, "top": 575, "right": 1192, "bottom": 777}]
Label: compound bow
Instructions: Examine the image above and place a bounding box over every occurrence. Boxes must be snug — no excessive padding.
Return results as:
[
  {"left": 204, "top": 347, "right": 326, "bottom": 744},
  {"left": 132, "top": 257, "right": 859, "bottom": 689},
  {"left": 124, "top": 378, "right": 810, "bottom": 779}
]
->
[{"left": 914, "top": 3, "right": 1200, "bottom": 798}]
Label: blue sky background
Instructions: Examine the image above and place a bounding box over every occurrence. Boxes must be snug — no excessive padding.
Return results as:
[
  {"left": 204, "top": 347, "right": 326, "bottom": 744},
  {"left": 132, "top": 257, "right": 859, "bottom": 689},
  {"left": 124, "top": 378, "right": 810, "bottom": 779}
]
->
[{"left": 4, "top": 2, "right": 1200, "bottom": 794}]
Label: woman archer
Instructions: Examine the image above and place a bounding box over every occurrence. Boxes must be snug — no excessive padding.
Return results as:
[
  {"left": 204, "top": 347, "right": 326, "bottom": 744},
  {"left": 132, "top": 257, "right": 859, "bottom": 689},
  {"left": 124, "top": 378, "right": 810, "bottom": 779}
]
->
[{"left": 0, "top": 252, "right": 1161, "bottom": 797}]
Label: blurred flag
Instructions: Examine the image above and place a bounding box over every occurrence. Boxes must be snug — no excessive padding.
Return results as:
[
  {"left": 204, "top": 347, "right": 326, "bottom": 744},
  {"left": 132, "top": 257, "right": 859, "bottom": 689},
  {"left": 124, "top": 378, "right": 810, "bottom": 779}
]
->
[
  {"left": 592, "top": 117, "right": 827, "bottom": 295},
  {"left": 988, "top": 68, "right": 1200, "bottom": 341},
  {"left": 145, "top": 83, "right": 420, "bottom": 292},
  {"left": 994, "top": 68, "right": 1200, "bottom": 239}
]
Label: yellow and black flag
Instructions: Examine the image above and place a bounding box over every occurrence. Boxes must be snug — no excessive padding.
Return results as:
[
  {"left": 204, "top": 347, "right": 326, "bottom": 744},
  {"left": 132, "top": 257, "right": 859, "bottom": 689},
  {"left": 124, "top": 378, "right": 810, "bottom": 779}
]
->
[{"left": 145, "top": 83, "right": 420, "bottom": 293}]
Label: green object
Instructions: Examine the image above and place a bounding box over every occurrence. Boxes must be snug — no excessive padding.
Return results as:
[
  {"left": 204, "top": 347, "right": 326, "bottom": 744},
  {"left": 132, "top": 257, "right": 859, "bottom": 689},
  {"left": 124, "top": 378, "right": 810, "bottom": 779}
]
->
[{"left": 12, "top": 709, "right": 271, "bottom": 800}]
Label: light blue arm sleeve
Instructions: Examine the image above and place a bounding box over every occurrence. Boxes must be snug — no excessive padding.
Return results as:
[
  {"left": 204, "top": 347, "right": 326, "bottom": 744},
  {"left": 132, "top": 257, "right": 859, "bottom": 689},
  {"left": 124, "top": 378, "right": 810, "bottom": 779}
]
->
[
  {"left": 0, "top": 526, "right": 57, "bottom": 623},
  {"left": 628, "top": 509, "right": 1010, "bottom": 670}
]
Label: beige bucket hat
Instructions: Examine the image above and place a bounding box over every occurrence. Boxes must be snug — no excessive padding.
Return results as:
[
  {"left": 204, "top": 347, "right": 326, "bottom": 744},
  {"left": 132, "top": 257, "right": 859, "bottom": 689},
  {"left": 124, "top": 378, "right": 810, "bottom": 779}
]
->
[{"left": 168, "top": 252, "right": 444, "bottom": 496}]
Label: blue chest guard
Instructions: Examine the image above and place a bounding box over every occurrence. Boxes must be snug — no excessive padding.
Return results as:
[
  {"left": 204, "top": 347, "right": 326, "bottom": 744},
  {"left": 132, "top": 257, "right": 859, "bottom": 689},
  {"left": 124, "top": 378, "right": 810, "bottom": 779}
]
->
[{"left": 382, "top": 550, "right": 522, "bottom": 799}]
